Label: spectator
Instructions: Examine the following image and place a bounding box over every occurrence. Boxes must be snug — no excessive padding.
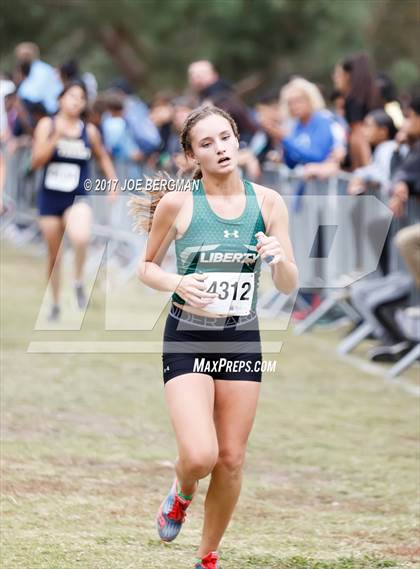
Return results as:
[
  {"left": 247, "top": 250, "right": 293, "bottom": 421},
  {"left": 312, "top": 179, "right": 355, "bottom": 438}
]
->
[
  {"left": 304, "top": 111, "right": 348, "bottom": 180},
  {"left": 4, "top": 84, "right": 44, "bottom": 139},
  {"left": 188, "top": 60, "right": 233, "bottom": 103},
  {"left": 109, "top": 78, "right": 161, "bottom": 156},
  {"left": 360, "top": 222, "right": 420, "bottom": 363},
  {"left": 149, "top": 91, "right": 176, "bottom": 167},
  {"left": 279, "top": 77, "right": 335, "bottom": 168},
  {"left": 14, "top": 42, "right": 62, "bottom": 114},
  {"left": 59, "top": 59, "right": 98, "bottom": 105},
  {"left": 59, "top": 59, "right": 81, "bottom": 86},
  {"left": 101, "top": 91, "right": 142, "bottom": 163},
  {"left": 87, "top": 94, "right": 108, "bottom": 141},
  {"left": 249, "top": 89, "right": 282, "bottom": 163},
  {"left": 0, "top": 77, "right": 15, "bottom": 141},
  {"left": 388, "top": 95, "right": 420, "bottom": 219},
  {"left": 348, "top": 109, "right": 398, "bottom": 197},
  {"left": 287, "top": 87, "right": 349, "bottom": 180},
  {"left": 188, "top": 60, "right": 257, "bottom": 143},
  {"left": 277, "top": 78, "right": 338, "bottom": 320},
  {"left": 209, "top": 89, "right": 257, "bottom": 144},
  {"left": 81, "top": 71, "right": 98, "bottom": 105},
  {"left": 350, "top": 270, "right": 414, "bottom": 363},
  {"left": 333, "top": 53, "right": 380, "bottom": 169},
  {"left": 2, "top": 87, "right": 20, "bottom": 141},
  {"left": 376, "top": 72, "right": 404, "bottom": 130},
  {"left": 330, "top": 89, "right": 347, "bottom": 120},
  {"left": 0, "top": 77, "right": 16, "bottom": 213},
  {"left": 348, "top": 110, "right": 400, "bottom": 276},
  {"left": 166, "top": 96, "right": 196, "bottom": 175}
]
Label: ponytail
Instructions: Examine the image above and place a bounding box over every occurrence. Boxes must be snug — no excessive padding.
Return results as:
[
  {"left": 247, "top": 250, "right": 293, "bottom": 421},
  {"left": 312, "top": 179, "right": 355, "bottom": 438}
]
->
[
  {"left": 127, "top": 172, "right": 171, "bottom": 234},
  {"left": 192, "top": 166, "right": 202, "bottom": 180}
]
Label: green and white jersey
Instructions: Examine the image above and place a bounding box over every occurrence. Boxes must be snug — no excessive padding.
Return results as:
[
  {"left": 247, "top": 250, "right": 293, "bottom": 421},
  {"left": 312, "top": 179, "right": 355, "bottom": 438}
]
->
[{"left": 172, "top": 179, "right": 266, "bottom": 315}]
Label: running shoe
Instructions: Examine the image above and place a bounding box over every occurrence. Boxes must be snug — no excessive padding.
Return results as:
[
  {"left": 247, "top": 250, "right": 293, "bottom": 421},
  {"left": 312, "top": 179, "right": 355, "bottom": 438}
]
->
[
  {"left": 156, "top": 478, "right": 196, "bottom": 542},
  {"left": 75, "top": 284, "right": 87, "bottom": 310},
  {"left": 47, "top": 304, "right": 60, "bottom": 322},
  {"left": 194, "top": 551, "right": 220, "bottom": 568}
]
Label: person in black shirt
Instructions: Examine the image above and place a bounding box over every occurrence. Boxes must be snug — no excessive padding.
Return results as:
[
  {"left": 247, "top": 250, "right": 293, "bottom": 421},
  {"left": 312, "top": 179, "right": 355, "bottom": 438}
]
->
[
  {"left": 333, "top": 53, "right": 380, "bottom": 169},
  {"left": 388, "top": 96, "right": 420, "bottom": 217},
  {"left": 187, "top": 60, "right": 257, "bottom": 144}
]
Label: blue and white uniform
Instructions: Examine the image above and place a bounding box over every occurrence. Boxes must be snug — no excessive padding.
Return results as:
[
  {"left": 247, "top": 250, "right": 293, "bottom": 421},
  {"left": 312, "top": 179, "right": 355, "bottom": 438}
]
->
[{"left": 38, "top": 120, "right": 91, "bottom": 217}]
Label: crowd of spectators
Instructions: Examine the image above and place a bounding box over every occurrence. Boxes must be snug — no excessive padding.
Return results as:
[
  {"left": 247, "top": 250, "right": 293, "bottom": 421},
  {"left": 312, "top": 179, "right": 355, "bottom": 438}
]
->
[{"left": 1, "top": 43, "right": 416, "bottom": 188}]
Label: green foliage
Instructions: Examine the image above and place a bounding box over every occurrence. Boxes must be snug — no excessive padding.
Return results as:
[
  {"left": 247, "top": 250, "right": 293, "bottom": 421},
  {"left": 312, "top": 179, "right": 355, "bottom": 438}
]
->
[{"left": 1, "top": 0, "right": 418, "bottom": 96}]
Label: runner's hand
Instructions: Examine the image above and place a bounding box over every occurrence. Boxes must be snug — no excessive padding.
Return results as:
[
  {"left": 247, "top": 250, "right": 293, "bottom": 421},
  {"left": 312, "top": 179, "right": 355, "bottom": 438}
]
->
[
  {"left": 175, "top": 273, "right": 218, "bottom": 308},
  {"left": 255, "top": 231, "right": 287, "bottom": 266}
]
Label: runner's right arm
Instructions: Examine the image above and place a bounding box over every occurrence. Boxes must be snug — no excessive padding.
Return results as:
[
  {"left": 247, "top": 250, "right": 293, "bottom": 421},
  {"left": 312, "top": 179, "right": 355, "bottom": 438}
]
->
[
  {"left": 31, "top": 117, "right": 62, "bottom": 169},
  {"left": 137, "top": 193, "right": 217, "bottom": 307}
]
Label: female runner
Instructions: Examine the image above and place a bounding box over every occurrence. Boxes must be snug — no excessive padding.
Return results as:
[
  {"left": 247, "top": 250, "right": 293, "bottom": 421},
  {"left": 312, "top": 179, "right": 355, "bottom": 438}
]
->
[
  {"left": 134, "top": 106, "right": 298, "bottom": 568},
  {"left": 32, "top": 80, "right": 117, "bottom": 320}
]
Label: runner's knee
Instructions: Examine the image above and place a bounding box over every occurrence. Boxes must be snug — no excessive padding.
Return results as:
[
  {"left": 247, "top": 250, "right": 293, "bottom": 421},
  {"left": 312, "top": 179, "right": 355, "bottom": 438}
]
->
[
  {"left": 217, "top": 447, "right": 245, "bottom": 477},
  {"left": 181, "top": 447, "right": 219, "bottom": 479},
  {"left": 69, "top": 231, "right": 89, "bottom": 248}
]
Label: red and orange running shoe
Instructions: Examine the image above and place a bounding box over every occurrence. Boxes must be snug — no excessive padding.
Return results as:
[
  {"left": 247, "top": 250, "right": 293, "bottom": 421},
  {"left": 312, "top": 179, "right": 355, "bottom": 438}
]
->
[
  {"left": 194, "top": 551, "right": 220, "bottom": 568},
  {"left": 156, "top": 478, "right": 197, "bottom": 542}
]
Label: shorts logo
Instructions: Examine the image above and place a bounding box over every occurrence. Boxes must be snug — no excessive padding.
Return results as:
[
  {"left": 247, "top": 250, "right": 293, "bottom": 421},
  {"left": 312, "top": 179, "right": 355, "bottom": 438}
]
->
[
  {"left": 223, "top": 230, "right": 239, "bottom": 238},
  {"left": 164, "top": 365, "right": 170, "bottom": 372}
]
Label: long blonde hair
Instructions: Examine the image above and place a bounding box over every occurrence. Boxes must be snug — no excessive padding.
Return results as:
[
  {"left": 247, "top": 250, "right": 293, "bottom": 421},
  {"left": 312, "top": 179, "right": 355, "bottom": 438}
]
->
[
  {"left": 128, "top": 105, "right": 239, "bottom": 233},
  {"left": 280, "top": 77, "right": 325, "bottom": 119}
]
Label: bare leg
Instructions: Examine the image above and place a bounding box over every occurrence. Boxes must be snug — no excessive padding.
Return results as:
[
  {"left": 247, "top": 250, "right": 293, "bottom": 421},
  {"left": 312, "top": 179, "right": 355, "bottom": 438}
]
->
[
  {"left": 63, "top": 201, "right": 92, "bottom": 282},
  {"left": 164, "top": 373, "right": 219, "bottom": 496},
  {"left": 197, "top": 380, "right": 261, "bottom": 559},
  {"left": 38, "top": 216, "right": 65, "bottom": 305}
]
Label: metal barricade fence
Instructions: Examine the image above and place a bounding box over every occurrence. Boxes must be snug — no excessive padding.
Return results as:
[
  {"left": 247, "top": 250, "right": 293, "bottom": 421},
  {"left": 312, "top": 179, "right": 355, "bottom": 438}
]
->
[
  {"left": 4, "top": 144, "right": 40, "bottom": 225},
  {"left": 80, "top": 159, "right": 146, "bottom": 283},
  {"left": 260, "top": 163, "right": 419, "bottom": 286},
  {"left": 259, "top": 163, "right": 420, "bottom": 333}
]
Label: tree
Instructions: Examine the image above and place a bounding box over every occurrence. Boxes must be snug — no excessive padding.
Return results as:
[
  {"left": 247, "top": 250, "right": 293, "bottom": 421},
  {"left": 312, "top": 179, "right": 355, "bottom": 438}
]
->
[{"left": 1, "top": 0, "right": 418, "bottom": 98}]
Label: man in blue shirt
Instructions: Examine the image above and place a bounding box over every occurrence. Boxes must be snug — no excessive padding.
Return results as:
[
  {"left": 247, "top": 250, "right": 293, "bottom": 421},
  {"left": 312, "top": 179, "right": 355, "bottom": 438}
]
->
[{"left": 15, "top": 42, "right": 62, "bottom": 115}]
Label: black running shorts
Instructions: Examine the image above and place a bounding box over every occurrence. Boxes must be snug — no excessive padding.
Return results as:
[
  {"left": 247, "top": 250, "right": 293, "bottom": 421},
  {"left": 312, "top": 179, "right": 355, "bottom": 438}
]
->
[{"left": 162, "top": 304, "right": 262, "bottom": 384}]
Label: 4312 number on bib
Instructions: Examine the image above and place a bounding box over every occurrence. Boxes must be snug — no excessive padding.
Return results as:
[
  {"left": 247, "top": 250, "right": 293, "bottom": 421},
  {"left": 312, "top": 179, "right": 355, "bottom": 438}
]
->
[{"left": 204, "top": 272, "right": 254, "bottom": 315}]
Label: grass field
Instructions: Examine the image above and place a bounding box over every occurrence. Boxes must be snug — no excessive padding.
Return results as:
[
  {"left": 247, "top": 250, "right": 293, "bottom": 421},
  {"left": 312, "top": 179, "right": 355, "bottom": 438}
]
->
[{"left": 1, "top": 242, "right": 419, "bottom": 569}]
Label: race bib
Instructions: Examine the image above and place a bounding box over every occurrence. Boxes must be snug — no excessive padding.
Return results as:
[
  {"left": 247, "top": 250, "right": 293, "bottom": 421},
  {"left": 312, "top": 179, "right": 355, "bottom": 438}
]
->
[
  {"left": 44, "top": 163, "right": 81, "bottom": 192},
  {"left": 204, "top": 272, "right": 254, "bottom": 316}
]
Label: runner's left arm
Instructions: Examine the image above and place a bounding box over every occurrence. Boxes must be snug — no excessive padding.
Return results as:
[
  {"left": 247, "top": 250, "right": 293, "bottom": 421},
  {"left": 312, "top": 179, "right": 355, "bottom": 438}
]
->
[
  {"left": 257, "top": 190, "right": 299, "bottom": 294},
  {"left": 87, "top": 123, "right": 118, "bottom": 182}
]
